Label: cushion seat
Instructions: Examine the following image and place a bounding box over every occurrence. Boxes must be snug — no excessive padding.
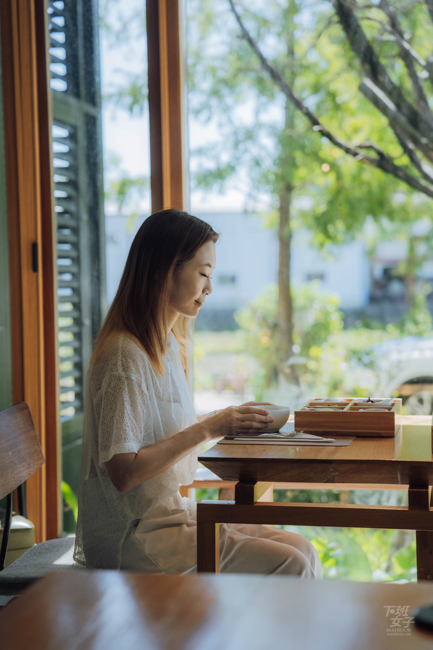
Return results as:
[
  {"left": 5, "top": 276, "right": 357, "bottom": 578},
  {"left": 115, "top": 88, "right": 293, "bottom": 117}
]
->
[
  {"left": 0, "top": 536, "right": 84, "bottom": 596},
  {"left": 0, "top": 515, "right": 35, "bottom": 568}
]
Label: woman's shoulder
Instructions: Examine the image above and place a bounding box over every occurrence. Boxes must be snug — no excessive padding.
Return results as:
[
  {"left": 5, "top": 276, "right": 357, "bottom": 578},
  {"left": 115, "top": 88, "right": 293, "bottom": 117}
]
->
[{"left": 91, "top": 332, "right": 151, "bottom": 380}]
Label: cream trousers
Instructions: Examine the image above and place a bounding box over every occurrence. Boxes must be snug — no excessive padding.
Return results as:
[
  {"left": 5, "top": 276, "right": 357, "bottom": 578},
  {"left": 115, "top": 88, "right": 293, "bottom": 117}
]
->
[{"left": 121, "top": 522, "right": 323, "bottom": 579}]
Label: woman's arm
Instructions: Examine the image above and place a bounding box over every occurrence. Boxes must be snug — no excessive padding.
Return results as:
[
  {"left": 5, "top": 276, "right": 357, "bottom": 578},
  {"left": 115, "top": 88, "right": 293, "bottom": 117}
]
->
[
  {"left": 105, "top": 421, "right": 210, "bottom": 492},
  {"left": 105, "top": 403, "right": 274, "bottom": 493},
  {"left": 197, "top": 403, "right": 271, "bottom": 423},
  {"left": 196, "top": 409, "right": 219, "bottom": 423}
]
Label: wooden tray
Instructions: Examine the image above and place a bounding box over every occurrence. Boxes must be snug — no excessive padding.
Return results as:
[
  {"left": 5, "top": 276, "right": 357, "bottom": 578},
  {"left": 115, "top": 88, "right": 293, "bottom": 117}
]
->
[{"left": 294, "top": 397, "right": 402, "bottom": 438}]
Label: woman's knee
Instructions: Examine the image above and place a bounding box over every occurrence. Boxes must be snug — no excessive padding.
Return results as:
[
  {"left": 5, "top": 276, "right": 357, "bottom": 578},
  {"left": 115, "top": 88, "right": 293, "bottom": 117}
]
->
[
  {"left": 274, "top": 546, "right": 315, "bottom": 577},
  {"left": 293, "top": 537, "right": 322, "bottom": 579},
  {"left": 281, "top": 533, "right": 319, "bottom": 570},
  {"left": 276, "top": 537, "right": 322, "bottom": 579}
]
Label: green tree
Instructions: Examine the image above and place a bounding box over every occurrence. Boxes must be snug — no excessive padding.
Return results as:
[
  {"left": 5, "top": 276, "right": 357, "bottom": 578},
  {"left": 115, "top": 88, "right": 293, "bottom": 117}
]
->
[
  {"left": 188, "top": 0, "right": 420, "bottom": 386},
  {"left": 235, "top": 282, "right": 344, "bottom": 393},
  {"left": 229, "top": 0, "right": 433, "bottom": 198},
  {"left": 100, "top": 0, "right": 149, "bottom": 218}
]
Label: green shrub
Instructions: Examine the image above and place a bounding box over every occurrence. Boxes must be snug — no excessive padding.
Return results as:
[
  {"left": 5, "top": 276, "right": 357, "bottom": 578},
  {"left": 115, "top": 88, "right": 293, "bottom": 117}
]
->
[{"left": 235, "top": 282, "right": 344, "bottom": 392}]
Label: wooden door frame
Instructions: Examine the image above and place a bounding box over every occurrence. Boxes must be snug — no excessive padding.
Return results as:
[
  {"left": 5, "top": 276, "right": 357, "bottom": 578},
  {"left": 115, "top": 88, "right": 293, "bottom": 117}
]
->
[
  {"left": 0, "top": 0, "right": 60, "bottom": 542},
  {"left": 35, "top": 0, "right": 61, "bottom": 539},
  {"left": 147, "top": 0, "right": 188, "bottom": 212}
]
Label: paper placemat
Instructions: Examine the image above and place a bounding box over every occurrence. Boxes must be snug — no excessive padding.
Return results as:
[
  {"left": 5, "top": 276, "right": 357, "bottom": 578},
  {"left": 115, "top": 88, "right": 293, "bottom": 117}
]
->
[{"left": 219, "top": 436, "right": 354, "bottom": 447}]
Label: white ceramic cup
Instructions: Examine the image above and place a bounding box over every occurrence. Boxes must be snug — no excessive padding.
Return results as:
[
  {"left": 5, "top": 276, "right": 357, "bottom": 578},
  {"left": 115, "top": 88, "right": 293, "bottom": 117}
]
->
[{"left": 261, "top": 404, "right": 291, "bottom": 432}]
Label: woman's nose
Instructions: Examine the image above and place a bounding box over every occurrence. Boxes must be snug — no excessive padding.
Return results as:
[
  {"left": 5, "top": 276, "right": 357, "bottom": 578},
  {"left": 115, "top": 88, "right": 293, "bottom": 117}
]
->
[{"left": 205, "top": 279, "right": 212, "bottom": 295}]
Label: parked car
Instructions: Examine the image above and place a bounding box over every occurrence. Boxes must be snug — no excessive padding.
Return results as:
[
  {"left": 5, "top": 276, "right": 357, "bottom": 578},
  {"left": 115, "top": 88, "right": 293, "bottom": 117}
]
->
[{"left": 359, "top": 337, "right": 433, "bottom": 415}]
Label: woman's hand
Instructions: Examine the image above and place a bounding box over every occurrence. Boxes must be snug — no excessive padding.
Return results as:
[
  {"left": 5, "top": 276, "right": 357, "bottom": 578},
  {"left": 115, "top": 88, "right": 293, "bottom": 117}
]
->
[{"left": 204, "top": 403, "right": 274, "bottom": 439}]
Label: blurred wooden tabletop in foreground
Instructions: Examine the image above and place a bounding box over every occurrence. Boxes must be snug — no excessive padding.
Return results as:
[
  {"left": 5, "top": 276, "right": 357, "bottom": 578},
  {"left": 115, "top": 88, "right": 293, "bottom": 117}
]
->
[{"left": 2, "top": 571, "right": 433, "bottom": 649}]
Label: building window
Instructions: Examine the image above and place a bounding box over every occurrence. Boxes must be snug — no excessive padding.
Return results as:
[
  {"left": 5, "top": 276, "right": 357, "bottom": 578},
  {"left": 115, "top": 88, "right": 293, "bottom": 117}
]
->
[
  {"left": 305, "top": 272, "right": 325, "bottom": 282},
  {"left": 218, "top": 274, "right": 237, "bottom": 285}
]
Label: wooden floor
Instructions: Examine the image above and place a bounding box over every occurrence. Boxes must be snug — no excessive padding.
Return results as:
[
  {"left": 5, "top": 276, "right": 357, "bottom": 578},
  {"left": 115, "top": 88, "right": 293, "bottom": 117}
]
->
[{"left": 2, "top": 571, "right": 433, "bottom": 649}]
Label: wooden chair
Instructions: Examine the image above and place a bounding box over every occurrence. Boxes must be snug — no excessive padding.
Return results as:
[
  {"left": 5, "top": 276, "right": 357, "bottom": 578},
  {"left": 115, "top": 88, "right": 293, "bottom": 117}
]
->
[{"left": 0, "top": 403, "right": 80, "bottom": 598}]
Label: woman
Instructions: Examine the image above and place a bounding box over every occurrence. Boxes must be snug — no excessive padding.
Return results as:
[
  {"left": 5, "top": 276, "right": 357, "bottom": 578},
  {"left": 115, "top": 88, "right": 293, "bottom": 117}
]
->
[{"left": 74, "top": 209, "right": 322, "bottom": 578}]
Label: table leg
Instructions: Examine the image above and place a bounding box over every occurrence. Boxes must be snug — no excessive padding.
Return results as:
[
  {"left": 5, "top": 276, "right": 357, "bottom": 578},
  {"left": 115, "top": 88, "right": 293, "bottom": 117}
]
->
[
  {"left": 235, "top": 481, "right": 273, "bottom": 505},
  {"left": 197, "top": 521, "right": 220, "bottom": 573},
  {"left": 409, "top": 486, "right": 433, "bottom": 582}
]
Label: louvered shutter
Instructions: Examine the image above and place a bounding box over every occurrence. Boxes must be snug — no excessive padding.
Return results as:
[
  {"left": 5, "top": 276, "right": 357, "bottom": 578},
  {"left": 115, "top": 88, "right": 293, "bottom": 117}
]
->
[
  {"left": 52, "top": 121, "right": 84, "bottom": 419},
  {"left": 48, "top": 0, "right": 106, "bottom": 531}
]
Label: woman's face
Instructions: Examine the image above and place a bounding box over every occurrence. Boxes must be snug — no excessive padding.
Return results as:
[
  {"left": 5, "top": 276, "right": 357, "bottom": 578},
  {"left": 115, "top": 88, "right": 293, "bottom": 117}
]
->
[{"left": 169, "top": 240, "right": 216, "bottom": 320}]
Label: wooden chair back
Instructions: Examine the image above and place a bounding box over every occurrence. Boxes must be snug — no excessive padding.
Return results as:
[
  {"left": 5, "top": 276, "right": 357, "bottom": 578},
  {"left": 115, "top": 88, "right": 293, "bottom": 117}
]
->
[
  {"left": 0, "top": 402, "right": 45, "bottom": 500},
  {"left": 0, "top": 402, "right": 45, "bottom": 570}
]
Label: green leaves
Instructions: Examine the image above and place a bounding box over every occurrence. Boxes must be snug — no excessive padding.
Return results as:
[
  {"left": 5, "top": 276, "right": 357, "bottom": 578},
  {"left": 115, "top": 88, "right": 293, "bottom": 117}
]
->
[
  {"left": 189, "top": 0, "right": 433, "bottom": 229},
  {"left": 279, "top": 522, "right": 416, "bottom": 582},
  {"left": 392, "top": 541, "right": 417, "bottom": 580},
  {"left": 104, "top": 153, "right": 149, "bottom": 222},
  {"left": 235, "top": 281, "right": 344, "bottom": 388},
  {"left": 61, "top": 481, "right": 78, "bottom": 523}
]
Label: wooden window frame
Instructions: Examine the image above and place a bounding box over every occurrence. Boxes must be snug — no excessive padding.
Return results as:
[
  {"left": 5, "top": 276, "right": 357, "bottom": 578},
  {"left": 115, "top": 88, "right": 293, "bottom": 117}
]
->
[
  {"left": 0, "top": 0, "right": 60, "bottom": 542},
  {"left": 147, "top": 0, "right": 189, "bottom": 212}
]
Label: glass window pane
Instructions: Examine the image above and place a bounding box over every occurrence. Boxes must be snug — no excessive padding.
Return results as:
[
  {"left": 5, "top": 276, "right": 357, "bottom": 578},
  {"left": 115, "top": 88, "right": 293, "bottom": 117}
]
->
[
  {"left": 47, "top": 0, "right": 150, "bottom": 533},
  {"left": 186, "top": 0, "right": 431, "bottom": 581}
]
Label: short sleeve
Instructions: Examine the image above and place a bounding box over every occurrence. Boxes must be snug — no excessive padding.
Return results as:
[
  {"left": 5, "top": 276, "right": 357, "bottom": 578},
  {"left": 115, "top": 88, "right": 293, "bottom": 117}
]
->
[{"left": 96, "top": 372, "right": 153, "bottom": 466}]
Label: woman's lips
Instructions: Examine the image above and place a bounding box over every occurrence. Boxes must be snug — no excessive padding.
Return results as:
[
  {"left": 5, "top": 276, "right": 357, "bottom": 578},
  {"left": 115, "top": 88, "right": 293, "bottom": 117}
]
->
[{"left": 195, "top": 300, "right": 203, "bottom": 307}]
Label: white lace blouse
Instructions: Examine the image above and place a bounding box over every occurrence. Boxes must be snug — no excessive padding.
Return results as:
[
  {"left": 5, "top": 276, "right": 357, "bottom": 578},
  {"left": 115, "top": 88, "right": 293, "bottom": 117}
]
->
[{"left": 73, "top": 331, "right": 199, "bottom": 569}]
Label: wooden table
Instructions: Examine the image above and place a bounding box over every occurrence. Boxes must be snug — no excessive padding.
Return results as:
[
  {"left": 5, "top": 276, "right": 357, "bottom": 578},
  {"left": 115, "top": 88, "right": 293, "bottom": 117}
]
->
[
  {"left": 3, "top": 571, "right": 433, "bottom": 649},
  {"left": 197, "top": 415, "right": 433, "bottom": 578}
]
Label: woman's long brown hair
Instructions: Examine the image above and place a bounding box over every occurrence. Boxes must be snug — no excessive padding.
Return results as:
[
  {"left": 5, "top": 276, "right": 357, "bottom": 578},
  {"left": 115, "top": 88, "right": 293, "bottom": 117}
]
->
[{"left": 92, "top": 209, "right": 219, "bottom": 377}]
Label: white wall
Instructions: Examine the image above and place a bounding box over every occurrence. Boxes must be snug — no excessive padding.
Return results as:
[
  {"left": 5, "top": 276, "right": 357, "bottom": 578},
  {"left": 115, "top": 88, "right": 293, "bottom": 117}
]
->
[
  {"left": 199, "top": 214, "right": 370, "bottom": 310},
  {"left": 195, "top": 212, "right": 278, "bottom": 310},
  {"left": 291, "top": 230, "right": 370, "bottom": 309}
]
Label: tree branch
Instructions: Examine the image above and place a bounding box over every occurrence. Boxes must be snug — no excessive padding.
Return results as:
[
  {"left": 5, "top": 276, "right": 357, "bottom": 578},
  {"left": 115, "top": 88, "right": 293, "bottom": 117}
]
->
[
  {"left": 331, "top": 0, "right": 433, "bottom": 153},
  {"left": 391, "top": 128, "right": 433, "bottom": 185},
  {"left": 359, "top": 77, "right": 433, "bottom": 164},
  {"left": 227, "top": 0, "right": 433, "bottom": 198},
  {"left": 378, "top": 0, "right": 433, "bottom": 125},
  {"left": 361, "top": 15, "right": 427, "bottom": 70},
  {"left": 425, "top": 0, "right": 433, "bottom": 25}
]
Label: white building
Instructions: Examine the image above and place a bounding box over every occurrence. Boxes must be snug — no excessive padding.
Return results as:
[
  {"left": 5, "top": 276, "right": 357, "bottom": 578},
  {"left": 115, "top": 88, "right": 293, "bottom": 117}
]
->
[
  {"left": 290, "top": 230, "right": 370, "bottom": 309},
  {"left": 105, "top": 211, "right": 371, "bottom": 319}
]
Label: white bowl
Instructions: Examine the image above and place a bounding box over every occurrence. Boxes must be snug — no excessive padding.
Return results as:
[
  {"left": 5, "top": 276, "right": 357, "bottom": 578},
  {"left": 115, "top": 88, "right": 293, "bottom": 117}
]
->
[{"left": 263, "top": 405, "right": 291, "bottom": 432}]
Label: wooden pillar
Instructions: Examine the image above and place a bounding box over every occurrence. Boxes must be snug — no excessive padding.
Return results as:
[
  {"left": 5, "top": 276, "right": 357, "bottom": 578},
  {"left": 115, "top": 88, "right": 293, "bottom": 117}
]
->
[
  {"left": 0, "top": 0, "right": 60, "bottom": 542},
  {"left": 147, "top": 0, "right": 188, "bottom": 212}
]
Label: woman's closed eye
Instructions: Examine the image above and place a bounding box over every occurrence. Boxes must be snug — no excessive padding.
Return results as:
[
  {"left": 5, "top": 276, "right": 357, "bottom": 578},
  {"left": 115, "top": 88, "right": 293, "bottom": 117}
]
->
[{"left": 201, "top": 273, "right": 212, "bottom": 279}]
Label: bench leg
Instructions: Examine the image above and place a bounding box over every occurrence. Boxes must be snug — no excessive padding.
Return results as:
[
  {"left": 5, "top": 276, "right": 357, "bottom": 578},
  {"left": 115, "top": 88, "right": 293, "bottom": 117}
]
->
[{"left": 197, "top": 521, "right": 220, "bottom": 573}]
